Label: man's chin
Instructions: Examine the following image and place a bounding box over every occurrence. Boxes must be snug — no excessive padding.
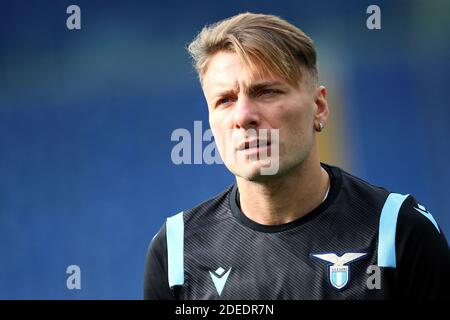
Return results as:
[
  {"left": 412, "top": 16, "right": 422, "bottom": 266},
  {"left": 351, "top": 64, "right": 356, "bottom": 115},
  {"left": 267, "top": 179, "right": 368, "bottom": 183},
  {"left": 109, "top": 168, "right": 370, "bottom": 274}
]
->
[{"left": 232, "top": 161, "right": 280, "bottom": 182}]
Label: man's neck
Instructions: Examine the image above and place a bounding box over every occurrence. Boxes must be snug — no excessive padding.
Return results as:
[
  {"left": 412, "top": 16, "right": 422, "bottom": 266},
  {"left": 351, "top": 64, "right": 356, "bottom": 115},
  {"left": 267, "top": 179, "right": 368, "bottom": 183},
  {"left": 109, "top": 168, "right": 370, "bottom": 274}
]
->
[{"left": 236, "top": 156, "right": 330, "bottom": 225}]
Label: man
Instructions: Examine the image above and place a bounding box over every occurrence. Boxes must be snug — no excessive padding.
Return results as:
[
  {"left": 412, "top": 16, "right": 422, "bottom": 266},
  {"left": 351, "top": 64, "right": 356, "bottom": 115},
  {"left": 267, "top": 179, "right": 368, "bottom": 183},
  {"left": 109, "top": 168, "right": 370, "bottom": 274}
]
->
[{"left": 144, "top": 12, "right": 449, "bottom": 299}]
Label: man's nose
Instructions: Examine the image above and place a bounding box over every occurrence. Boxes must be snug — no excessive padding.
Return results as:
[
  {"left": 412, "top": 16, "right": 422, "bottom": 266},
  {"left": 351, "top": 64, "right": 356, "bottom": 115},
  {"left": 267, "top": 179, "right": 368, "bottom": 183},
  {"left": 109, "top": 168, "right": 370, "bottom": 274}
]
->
[{"left": 233, "top": 95, "right": 260, "bottom": 129}]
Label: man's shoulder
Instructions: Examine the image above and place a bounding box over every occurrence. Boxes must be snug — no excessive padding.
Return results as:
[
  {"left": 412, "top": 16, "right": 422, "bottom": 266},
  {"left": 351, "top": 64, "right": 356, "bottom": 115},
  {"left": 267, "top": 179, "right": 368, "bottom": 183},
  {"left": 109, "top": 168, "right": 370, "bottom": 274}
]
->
[
  {"left": 168, "top": 184, "right": 235, "bottom": 225},
  {"left": 331, "top": 164, "right": 446, "bottom": 239},
  {"left": 338, "top": 166, "right": 389, "bottom": 194},
  {"left": 148, "top": 184, "right": 235, "bottom": 254},
  {"left": 327, "top": 164, "right": 413, "bottom": 229},
  {"left": 396, "top": 194, "right": 445, "bottom": 241},
  {"left": 328, "top": 164, "right": 390, "bottom": 205}
]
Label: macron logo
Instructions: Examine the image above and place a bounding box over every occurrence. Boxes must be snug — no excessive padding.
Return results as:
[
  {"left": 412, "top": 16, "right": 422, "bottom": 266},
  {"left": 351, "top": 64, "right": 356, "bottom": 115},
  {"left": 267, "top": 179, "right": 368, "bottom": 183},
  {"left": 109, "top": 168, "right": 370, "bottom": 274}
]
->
[
  {"left": 209, "top": 267, "right": 231, "bottom": 297},
  {"left": 414, "top": 204, "right": 440, "bottom": 233}
]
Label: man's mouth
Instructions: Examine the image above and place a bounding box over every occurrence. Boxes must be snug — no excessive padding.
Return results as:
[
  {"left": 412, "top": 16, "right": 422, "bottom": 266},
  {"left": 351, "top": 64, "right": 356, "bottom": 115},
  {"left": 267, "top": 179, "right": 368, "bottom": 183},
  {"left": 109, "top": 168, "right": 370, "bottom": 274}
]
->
[{"left": 237, "top": 139, "right": 271, "bottom": 151}]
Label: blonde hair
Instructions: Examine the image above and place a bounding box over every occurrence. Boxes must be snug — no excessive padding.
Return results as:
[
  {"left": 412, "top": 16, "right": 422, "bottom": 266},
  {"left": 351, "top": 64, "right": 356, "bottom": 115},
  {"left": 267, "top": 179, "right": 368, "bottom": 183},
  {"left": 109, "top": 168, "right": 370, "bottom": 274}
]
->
[{"left": 187, "top": 12, "right": 318, "bottom": 86}]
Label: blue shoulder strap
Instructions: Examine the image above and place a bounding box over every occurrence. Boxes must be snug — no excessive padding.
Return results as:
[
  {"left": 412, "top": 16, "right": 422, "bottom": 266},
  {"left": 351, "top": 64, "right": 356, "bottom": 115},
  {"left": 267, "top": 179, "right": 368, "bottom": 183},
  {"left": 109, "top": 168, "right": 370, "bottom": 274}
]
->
[
  {"left": 166, "top": 211, "right": 184, "bottom": 287},
  {"left": 377, "top": 193, "right": 409, "bottom": 268}
]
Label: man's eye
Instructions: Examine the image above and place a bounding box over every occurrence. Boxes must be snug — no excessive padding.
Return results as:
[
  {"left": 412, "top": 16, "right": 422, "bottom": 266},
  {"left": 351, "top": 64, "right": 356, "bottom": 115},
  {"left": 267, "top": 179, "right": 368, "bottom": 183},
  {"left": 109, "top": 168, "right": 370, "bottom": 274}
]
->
[
  {"left": 216, "top": 97, "right": 232, "bottom": 107},
  {"left": 260, "top": 89, "right": 280, "bottom": 96}
]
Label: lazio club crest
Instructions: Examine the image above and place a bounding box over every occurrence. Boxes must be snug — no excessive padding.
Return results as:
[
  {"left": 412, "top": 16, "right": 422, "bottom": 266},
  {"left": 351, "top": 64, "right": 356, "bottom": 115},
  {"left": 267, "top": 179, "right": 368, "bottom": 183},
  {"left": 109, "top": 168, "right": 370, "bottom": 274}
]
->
[
  {"left": 311, "top": 252, "right": 368, "bottom": 290},
  {"left": 329, "top": 265, "right": 349, "bottom": 289}
]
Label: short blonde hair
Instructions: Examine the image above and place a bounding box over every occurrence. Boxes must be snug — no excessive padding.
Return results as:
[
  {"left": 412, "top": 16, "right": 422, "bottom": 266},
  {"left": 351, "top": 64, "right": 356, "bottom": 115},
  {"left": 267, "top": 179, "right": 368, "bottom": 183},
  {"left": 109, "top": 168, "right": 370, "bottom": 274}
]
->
[{"left": 187, "top": 12, "right": 318, "bottom": 86}]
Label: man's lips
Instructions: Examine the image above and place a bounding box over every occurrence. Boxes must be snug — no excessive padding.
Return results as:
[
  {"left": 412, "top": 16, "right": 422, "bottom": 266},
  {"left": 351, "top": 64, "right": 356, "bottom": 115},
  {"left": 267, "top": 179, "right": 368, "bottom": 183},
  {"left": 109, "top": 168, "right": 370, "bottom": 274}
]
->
[{"left": 237, "top": 139, "right": 271, "bottom": 151}]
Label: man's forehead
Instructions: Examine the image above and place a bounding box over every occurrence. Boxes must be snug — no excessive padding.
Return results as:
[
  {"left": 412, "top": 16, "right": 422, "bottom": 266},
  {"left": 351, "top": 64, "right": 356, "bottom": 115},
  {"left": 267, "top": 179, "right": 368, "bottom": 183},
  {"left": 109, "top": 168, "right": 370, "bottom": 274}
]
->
[
  {"left": 203, "top": 51, "right": 289, "bottom": 92},
  {"left": 204, "top": 71, "right": 289, "bottom": 95},
  {"left": 209, "top": 79, "right": 287, "bottom": 92}
]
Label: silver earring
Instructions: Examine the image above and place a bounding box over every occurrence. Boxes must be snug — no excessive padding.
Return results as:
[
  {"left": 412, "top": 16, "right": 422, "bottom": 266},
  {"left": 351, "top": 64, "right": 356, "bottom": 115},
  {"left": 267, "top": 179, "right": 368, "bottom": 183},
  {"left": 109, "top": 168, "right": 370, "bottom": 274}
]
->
[{"left": 316, "top": 122, "right": 324, "bottom": 132}]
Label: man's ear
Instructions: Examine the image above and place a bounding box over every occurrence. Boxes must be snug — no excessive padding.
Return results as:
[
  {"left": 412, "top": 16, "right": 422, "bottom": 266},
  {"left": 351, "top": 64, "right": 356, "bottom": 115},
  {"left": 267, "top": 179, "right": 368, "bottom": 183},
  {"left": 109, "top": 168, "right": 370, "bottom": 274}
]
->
[{"left": 314, "top": 85, "right": 329, "bottom": 126}]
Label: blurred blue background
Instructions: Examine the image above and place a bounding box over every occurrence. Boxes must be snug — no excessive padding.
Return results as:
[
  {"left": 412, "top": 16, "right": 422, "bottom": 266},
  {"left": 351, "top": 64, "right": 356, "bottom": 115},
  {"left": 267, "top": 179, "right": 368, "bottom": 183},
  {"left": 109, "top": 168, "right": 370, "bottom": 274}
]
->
[{"left": 0, "top": 0, "right": 449, "bottom": 299}]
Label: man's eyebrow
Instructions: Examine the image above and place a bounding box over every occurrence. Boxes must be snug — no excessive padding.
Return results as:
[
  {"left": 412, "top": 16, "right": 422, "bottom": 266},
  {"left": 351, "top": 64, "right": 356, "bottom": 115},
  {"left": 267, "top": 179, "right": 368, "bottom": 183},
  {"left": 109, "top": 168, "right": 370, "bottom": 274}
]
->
[
  {"left": 213, "top": 88, "right": 237, "bottom": 99},
  {"left": 246, "top": 81, "right": 286, "bottom": 93},
  {"left": 211, "top": 81, "right": 286, "bottom": 99}
]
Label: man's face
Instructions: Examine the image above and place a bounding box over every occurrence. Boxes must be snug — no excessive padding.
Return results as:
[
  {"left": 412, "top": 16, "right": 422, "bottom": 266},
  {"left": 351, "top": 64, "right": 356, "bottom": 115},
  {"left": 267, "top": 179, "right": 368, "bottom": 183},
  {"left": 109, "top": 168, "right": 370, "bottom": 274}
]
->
[{"left": 202, "top": 51, "right": 321, "bottom": 181}]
